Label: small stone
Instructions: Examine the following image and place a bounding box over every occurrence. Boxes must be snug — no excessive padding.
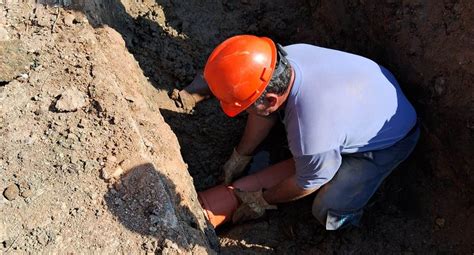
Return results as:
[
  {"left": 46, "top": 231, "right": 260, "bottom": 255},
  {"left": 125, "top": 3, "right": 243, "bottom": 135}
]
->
[
  {"left": 63, "top": 13, "right": 75, "bottom": 26},
  {"left": 70, "top": 154, "right": 79, "bottom": 164},
  {"left": 125, "top": 95, "right": 136, "bottom": 102},
  {"left": 143, "top": 138, "right": 153, "bottom": 148},
  {"left": 36, "top": 231, "right": 49, "bottom": 245},
  {"left": 101, "top": 165, "right": 124, "bottom": 181},
  {"left": 0, "top": 27, "right": 10, "bottom": 41},
  {"left": 435, "top": 217, "right": 445, "bottom": 227},
  {"left": 34, "top": 108, "right": 43, "bottom": 115},
  {"left": 67, "top": 133, "right": 78, "bottom": 141},
  {"left": 107, "top": 155, "right": 117, "bottom": 163},
  {"left": 55, "top": 88, "right": 87, "bottom": 112},
  {"left": 3, "top": 184, "right": 20, "bottom": 201},
  {"left": 21, "top": 189, "right": 33, "bottom": 198},
  {"left": 17, "top": 73, "right": 28, "bottom": 82}
]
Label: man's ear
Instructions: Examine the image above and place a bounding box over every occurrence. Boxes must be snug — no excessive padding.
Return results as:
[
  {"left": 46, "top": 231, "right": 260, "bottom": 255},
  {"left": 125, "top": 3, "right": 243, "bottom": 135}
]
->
[{"left": 265, "top": 93, "right": 278, "bottom": 107}]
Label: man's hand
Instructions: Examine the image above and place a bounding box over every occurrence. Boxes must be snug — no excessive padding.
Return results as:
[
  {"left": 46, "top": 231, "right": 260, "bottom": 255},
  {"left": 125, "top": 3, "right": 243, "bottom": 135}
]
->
[
  {"left": 232, "top": 189, "right": 277, "bottom": 224},
  {"left": 170, "top": 89, "right": 196, "bottom": 113},
  {"left": 222, "top": 148, "right": 252, "bottom": 184}
]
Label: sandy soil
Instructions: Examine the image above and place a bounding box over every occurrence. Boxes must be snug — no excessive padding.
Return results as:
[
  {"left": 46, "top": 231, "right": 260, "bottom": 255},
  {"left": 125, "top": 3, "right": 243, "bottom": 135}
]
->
[{"left": 1, "top": 0, "right": 472, "bottom": 254}]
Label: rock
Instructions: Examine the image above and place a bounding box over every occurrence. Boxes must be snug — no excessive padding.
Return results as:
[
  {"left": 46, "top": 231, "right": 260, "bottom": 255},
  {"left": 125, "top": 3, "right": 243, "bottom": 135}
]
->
[
  {"left": 0, "top": 27, "right": 10, "bottom": 41},
  {"left": 3, "top": 184, "right": 20, "bottom": 201},
  {"left": 36, "top": 231, "right": 49, "bottom": 245},
  {"left": 17, "top": 73, "right": 29, "bottom": 82},
  {"left": 101, "top": 165, "right": 124, "bottom": 181},
  {"left": 21, "top": 189, "right": 33, "bottom": 198},
  {"left": 34, "top": 108, "right": 44, "bottom": 116},
  {"left": 31, "top": 95, "right": 41, "bottom": 101},
  {"left": 54, "top": 88, "right": 87, "bottom": 112},
  {"left": 63, "top": 13, "right": 75, "bottom": 26}
]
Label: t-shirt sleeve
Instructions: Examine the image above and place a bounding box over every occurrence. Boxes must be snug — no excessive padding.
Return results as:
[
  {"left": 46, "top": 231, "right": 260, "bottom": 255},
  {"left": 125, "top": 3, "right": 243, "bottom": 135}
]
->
[{"left": 294, "top": 149, "right": 342, "bottom": 190}]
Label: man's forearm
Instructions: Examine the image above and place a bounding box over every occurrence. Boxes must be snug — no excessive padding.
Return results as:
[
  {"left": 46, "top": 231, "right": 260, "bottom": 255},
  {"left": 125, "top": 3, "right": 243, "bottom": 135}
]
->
[
  {"left": 263, "top": 175, "right": 317, "bottom": 204},
  {"left": 236, "top": 113, "right": 278, "bottom": 156},
  {"left": 182, "top": 73, "right": 211, "bottom": 103}
]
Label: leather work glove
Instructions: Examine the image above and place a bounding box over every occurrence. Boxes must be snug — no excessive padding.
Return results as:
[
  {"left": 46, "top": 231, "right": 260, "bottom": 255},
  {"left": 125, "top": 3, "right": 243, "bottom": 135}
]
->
[
  {"left": 170, "top": 89, "right": 196, "bottom": 113},
  {"left": 222, "top": 148, "right": 252, "bottom": 184},
  {"left": 232, "top": 189, "right": 277, "bottom": 224}
]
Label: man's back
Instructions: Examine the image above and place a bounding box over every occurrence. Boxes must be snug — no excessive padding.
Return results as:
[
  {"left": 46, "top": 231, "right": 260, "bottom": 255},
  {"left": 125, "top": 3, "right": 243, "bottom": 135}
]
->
[{"left": 284, "top": 44, "right": 417, "bottom": 157}]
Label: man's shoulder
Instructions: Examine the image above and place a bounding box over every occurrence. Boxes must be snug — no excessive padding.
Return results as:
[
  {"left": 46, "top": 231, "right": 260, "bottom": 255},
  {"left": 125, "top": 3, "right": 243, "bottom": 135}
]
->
[{"left": 284, "top": 43, "right": 320, "bottom": 54}]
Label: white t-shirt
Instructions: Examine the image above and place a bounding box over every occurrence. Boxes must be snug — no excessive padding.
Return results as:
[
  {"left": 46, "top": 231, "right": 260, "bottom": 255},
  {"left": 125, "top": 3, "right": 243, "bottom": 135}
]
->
[{"left": 282, "top": 44, "right": 417, "bottom": 189}]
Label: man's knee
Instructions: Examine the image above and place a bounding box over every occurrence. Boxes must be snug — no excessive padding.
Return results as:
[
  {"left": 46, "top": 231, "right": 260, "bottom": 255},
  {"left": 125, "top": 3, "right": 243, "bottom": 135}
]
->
[{"left": 312, "top": 193, "right": 363, "bottom": 230}]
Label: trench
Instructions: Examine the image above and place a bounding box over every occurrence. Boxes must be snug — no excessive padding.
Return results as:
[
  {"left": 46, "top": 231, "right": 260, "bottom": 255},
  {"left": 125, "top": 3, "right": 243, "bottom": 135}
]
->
[{"left": 78, "top": 0, "right": 473, "bottom": 253}]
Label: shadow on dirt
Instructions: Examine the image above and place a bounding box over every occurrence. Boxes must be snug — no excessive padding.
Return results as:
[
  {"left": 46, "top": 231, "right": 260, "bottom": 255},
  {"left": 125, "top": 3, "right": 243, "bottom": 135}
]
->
[
  {"left": 159, "top": 106, "right": 244, "bottom": 191},
  {"left": 52, "top": 0, "right": 314, "bottom": 192},
  {"left": 37, "top": 0, "right": 453, "bottom": 253},
  {"left": 104, "top": 163, "right": 218, "bottom": 252},
  {"left": 69, "top": 0, "right": 248, "bottom": 190}
]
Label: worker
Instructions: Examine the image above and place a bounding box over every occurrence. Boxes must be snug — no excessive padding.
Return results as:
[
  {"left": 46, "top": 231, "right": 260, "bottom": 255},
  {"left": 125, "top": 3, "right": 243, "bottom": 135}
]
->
[{"left": 173, "top": 35, "right": 419, "bottom": 230}]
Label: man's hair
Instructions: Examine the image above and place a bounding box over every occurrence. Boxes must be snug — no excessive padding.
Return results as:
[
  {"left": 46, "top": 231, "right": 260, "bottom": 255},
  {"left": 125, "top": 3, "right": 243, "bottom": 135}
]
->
[{"left": 254, "top": 49, "right": 292, "bottom": 106}]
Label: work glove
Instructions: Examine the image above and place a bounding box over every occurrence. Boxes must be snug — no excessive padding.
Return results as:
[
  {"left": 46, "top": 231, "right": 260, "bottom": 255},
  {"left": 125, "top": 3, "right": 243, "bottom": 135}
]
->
[
  {"left": 232, "top": 189, "right": 277, "bottom": 224},
  {"left": 170, "top": 89, "right": 196, "bottom": 113},
  {"left": 222, "top": 148, "right": 252, "bottom": 184}
]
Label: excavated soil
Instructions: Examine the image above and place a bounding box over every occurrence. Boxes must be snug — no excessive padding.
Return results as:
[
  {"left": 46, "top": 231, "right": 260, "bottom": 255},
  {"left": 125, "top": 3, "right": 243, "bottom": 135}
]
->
[{"left": 1, "top": 0, "right": 473, "bottom": 254}]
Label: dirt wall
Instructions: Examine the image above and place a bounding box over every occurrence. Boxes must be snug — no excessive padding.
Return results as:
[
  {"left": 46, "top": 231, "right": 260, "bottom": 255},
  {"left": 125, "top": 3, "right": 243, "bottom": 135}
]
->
[
  {"left": 1, "top": 1, "right": 217, "bottom": 253},
  {"left": 302, "top": 1, "right": 473, "bottom": 250}
]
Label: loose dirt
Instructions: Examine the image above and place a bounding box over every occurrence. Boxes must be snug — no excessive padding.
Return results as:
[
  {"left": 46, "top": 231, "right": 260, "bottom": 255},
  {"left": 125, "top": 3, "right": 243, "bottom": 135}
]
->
[{"left": 1, "top": 0, "right": 472, "bottom": 254}]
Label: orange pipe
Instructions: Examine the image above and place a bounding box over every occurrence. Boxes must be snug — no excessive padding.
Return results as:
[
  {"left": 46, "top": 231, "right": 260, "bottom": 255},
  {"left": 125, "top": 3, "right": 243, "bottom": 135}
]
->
[{"left": 198, "top": 159, "right": 295, "bottom": 228}]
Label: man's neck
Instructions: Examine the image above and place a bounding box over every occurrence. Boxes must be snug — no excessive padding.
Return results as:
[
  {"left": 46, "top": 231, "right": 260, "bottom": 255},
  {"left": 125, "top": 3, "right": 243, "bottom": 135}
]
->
[{"left": 277, "top": 67, "right": 296, "bottom": 111}]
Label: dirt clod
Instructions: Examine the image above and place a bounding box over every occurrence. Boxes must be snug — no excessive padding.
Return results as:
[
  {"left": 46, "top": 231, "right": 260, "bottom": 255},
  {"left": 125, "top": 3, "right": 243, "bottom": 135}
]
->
[
  {"left": 3, "top": 184, "right": 20, "bottom": 201},
  {"left": 54, "top": 88, "right": 87, "bottom": 112}
]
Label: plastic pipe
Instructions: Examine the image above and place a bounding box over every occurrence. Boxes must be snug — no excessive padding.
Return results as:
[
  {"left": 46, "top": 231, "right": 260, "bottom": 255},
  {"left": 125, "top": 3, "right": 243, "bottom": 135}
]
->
[{"left": 198, "top": 159, "right": 295, "bottom": 228}]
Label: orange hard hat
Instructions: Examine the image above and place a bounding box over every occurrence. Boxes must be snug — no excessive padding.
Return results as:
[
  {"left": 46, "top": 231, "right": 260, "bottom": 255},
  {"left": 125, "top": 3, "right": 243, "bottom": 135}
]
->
[{"left": 203, "top": 35, "right": 277, "bottom": 117}]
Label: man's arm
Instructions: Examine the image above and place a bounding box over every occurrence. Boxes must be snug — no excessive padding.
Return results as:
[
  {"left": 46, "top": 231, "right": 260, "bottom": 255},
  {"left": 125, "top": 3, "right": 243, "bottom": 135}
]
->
[
  {"left": 236, "top": 113, "right": 278, "bottom": 156},
  {"left": 263, "top": 175, "right": 317, "bottom": 204},
  {"left": 263, "top": 151, "right": 342, "bottom": 204},
  {"left": 232, "top": 173, "right": 317, "bottom": 224}
]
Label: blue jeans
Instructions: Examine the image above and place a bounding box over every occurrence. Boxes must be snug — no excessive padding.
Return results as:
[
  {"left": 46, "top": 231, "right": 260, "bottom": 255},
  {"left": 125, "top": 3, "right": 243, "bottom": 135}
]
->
[{"left": 312, "top": 126, "right": 420, "bottom": 230}]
